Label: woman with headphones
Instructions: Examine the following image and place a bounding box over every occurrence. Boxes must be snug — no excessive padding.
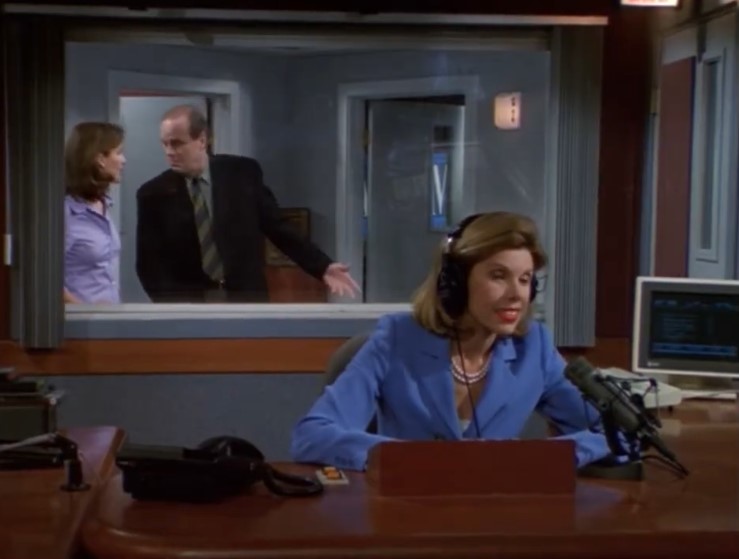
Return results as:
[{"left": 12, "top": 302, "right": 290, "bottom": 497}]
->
[{"left": 291, "top": 212, "right": 611, "bottom": 472}]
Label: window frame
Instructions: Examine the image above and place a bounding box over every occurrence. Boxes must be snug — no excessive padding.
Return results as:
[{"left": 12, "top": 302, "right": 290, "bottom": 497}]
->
[{"left": 2, "top": 6, "right": 606, "bottom": 345}]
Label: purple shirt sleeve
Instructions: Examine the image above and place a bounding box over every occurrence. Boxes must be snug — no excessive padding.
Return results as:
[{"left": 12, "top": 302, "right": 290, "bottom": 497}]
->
[{"left": 64, "top": 195, "right": 121, "bottom": 304}]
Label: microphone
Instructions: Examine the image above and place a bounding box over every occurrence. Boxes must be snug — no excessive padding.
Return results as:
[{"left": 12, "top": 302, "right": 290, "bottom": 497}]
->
[{"left": 564, "top": 357, "right": 686, "bottom": 474}]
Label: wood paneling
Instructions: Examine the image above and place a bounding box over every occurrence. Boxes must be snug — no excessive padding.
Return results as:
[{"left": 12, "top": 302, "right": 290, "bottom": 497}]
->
[
  {"left": 0, "top": 338, "right": 348, "bottom": 374},
  {"left": 266, "top": 267, "right": 328, "bottom": 303},
  {"left": 0, "top": 337, "right": 630, "bottom": 375},
  {"left": 0, "top": 10, "right": 8, "bottom": 341},
  {"left": 654, "top": 58, "right": 694, "bottom": 277},
  {"left": 595, "top": 7, "right": 653, "bottom": 339},
  {"left": 0, "top": 426, "right": 124, "bottom": 559},
  {"left": 560, "top": 337, "right": 631, "bottom": 370},
  {"left": 3, "top": 0, "right": 612, "bottom": 17}
]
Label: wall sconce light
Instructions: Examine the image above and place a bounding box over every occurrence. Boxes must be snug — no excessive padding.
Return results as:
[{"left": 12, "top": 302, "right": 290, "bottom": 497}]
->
[{"left": 494, "top": 92, "right": 522, "bottom": 130}]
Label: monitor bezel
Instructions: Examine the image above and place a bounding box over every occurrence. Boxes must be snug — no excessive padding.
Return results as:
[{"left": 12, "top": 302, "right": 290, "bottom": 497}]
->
[{"left": 632, "top": 276, "right": 739, "bottom": 379}]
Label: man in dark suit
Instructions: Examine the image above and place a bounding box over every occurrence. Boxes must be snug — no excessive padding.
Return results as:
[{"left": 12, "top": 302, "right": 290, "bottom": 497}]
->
[{"left": 135, "top": 105, "right": 359, "bottom": 303}]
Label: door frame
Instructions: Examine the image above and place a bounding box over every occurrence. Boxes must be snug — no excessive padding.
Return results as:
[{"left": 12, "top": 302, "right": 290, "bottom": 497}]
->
[
  {"left": 95, "top": 71, "right": 243, "bottom": 307},
  {"left": 687, "top": 12, "right": 738, "bottom": 279},
  {"left": 105, "top": 71, "right": 242, "bottom": 232},
  {"left": 107, "top": 70, "right": 243, "bottom": 156},
  {"left": 688, "top": 45, "right": 730, "bottom": 278},
  {"left": 335, "top": 76, "right": 480, "bottom": 303}
]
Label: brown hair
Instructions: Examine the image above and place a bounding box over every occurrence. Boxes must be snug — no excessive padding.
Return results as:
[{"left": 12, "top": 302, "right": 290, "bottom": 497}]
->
[
  {"left": 64, "top": 122, "right": 124, "bottom": 201},
  {"left": 412, "top": 211, "right": 547, "bottom": 338}
]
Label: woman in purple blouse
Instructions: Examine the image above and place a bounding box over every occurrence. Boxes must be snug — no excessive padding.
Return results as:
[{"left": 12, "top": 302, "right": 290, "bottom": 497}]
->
[{"left": 64, "top": 122, "right": 126, "bottom": 304}]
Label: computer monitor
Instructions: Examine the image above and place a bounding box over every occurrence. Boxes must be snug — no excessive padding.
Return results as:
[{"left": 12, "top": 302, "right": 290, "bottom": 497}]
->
[{"left": 632, "top": 276, "right": 739, "bottom": 379}]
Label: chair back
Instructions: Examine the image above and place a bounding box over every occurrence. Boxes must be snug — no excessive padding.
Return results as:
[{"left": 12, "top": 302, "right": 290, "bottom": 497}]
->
[
  {"left": 324, "top": 332, "right": 376, "bottom": 433},
  {"left": 324, "top": 333, "right": 370, "bottom": 386}
]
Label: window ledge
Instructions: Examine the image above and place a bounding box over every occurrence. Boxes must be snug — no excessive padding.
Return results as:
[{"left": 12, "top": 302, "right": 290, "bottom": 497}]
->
[
  {"left": 64, "top": 303, "right": 411, "bottom": 339},
  {"left": 63, "top": 302, "right": 545, "bottom": 339}
]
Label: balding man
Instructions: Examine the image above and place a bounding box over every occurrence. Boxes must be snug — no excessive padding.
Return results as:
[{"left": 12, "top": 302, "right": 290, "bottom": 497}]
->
[{"left": 135, "top": 105, "right": 359, "bottom": 303}]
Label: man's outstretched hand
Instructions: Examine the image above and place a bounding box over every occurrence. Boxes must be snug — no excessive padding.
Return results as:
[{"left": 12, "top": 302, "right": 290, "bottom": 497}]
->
[{"left": 322, "top": 263, "right": 361, "bottom": 298}]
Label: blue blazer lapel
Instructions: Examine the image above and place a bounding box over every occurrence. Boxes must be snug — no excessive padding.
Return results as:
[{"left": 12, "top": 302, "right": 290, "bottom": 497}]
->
[
  {"left": 475, "top": 337, "right": 518, "bottom": 434},
  {"left": 411, "top": 335, "right": 460, "bottom": 440}
]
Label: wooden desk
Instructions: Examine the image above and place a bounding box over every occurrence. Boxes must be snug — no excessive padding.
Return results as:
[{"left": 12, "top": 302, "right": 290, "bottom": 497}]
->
[
  {"left": 0, "top": 426, "right": 125, "bottom": 559},
  {"left": 83, "top": 403, "right": 739, "bottom": 559}
]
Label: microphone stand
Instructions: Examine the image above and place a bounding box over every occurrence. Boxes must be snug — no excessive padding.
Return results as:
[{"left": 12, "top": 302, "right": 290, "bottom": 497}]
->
[
  {"left": 579, "top": 377, "right": 660, "bottom": 481},
  {"left": 55, "top": 434, "right": 91, "bottom": 492},
  {"left": 580, "top": 408, "right": 646, "bottom": 481}
]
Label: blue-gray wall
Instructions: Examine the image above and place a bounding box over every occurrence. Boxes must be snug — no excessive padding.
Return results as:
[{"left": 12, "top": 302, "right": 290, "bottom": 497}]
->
[
  {"left": 38, "top": 373, "right": 324, "bottom": 459},
  {"left": 38, "top": 372, "right": 547, "bottom": 459}
]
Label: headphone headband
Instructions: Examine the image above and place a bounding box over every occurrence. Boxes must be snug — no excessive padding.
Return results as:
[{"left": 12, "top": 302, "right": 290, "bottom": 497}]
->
[
  {"left": 437, "top": 212, "right": 539, "bottom": 320},
  {"left": 443, "top": 213, "right": 483, "bottom": 257}
]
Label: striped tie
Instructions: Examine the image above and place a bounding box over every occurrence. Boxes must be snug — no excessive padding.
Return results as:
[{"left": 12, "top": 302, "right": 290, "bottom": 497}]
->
[{"left": 190, "top": 177, "right": 224, "bottom": 282}]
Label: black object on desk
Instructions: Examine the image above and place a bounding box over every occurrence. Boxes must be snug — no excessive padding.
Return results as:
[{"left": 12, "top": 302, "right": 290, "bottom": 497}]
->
[
  {"left": 0, "top": 433, "right": 91, "bottom": 492},
  {"left": 0, "top": 371, "right": 62, "bottom": 441},
  {"left": 0, "top": 445, "right": 65, "bottom": 469},
  {"left": 117, "top": 437, "right": 324, "bottom": 503}
]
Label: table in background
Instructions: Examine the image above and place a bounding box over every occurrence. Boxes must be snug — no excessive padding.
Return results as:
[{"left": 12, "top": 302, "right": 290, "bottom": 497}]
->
[
  {"left": 0, "top": 426, "right": 124, "bottom": 559},
  {"left": 83, "top": 403, "right": 739, "bottom": 559}
]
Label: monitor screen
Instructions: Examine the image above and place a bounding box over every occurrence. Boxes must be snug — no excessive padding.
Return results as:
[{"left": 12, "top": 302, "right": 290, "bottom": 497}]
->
[{"left": 633, "top": 277, "right": 739, "bottom": 378}]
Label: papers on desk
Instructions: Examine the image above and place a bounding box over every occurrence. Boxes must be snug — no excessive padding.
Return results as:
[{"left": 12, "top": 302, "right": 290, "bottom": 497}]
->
[{"left": 316, "top": 466, "right": 349, "bottom": 485}]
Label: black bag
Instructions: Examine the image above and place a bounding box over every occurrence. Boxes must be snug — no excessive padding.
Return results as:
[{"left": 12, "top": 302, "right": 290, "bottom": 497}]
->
[{"left": 116, "top": 436, "right": 323, "bottom": 503}]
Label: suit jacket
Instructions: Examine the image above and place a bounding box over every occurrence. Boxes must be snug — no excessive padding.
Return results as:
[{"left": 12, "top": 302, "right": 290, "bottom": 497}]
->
[
  {"left": 290, "top": 313, "right": 612, "bottom": 471},
  {"left": 135, "top": 155, "right": 333, "bottom": 302}
]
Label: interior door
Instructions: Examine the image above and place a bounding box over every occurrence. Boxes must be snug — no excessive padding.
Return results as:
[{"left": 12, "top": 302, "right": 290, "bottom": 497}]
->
[
  {"left": 365, "top": 100, "right": 465, "bottom": 303},
  {"left": 118, "top": 95, "right": 209, "bottom": 303}
]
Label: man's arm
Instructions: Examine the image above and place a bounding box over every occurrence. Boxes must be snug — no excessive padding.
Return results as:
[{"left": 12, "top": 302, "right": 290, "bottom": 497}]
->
[{"left": 251, "top": 160, "right": 333, "bottom": 280}]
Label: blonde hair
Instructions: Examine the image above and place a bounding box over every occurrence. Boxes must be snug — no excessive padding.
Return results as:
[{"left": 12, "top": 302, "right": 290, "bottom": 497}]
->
[
  {"left": 412, "top": 211, "right": 547, "bottom": 338},
  {"left": 64, "top": 122, "right": 124, "bottom": 201}
]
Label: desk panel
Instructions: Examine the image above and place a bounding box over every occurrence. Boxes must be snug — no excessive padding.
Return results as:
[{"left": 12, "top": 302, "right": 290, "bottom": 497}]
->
[
  {"left": 83, "top": 403, "right": 739, "bottom": 559},
  {"left": 0, "top": 426, "right": 125, "bottom": 559}
]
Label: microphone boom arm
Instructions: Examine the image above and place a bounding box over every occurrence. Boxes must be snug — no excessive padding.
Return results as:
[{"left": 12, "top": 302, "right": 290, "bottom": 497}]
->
[{"left": 565, "top": 357, "right": 690, "bottom": 480}]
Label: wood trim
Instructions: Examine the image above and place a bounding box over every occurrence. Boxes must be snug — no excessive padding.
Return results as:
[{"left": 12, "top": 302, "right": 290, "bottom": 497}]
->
[
  {"left": 595, "top": 7, "right": 652, "bottom": 338},
  {"left": 3, "top": 0, "right": 612, "bottom": 17},
  {"left": 0, "top": 337, "right": 631, "bottom": 375},
  {"left": 0, "top": 339, "right": 348, "bottom": 375},
  {"left": 560, "top": 337, "right": 631, "bottom": 370},
  {"left": 654, "top": 58, "right": 694, "bottom": 277},
  {"left": 0, "top": 11, "right": 9, "bottom": 341}
]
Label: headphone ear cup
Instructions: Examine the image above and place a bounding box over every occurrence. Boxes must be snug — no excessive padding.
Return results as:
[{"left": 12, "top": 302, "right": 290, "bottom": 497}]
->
[
  {"left": 529, "top": 275, "right": 539, "bottom": 303},
  {"left": 437, "top": 255, "right": 467, "bottom": 319}
]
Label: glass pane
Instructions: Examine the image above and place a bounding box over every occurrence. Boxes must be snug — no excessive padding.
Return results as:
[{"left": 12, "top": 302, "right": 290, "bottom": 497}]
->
[
  {"left": 62, "top": 30, "right": 552, "bottom": 306},
  {"left": 365, "top": 99, "right": 465, "bottom": 303}
]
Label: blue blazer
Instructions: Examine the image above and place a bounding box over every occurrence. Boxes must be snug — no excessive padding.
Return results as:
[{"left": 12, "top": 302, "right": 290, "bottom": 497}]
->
[{"left": 291, "top": 312, "right": 612, "bottom": 471}]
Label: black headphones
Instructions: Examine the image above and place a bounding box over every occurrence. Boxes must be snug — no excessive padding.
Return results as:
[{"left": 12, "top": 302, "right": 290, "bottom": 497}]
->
[{"left": 436, "top": 213, "right": 539, "bottom": 320}]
